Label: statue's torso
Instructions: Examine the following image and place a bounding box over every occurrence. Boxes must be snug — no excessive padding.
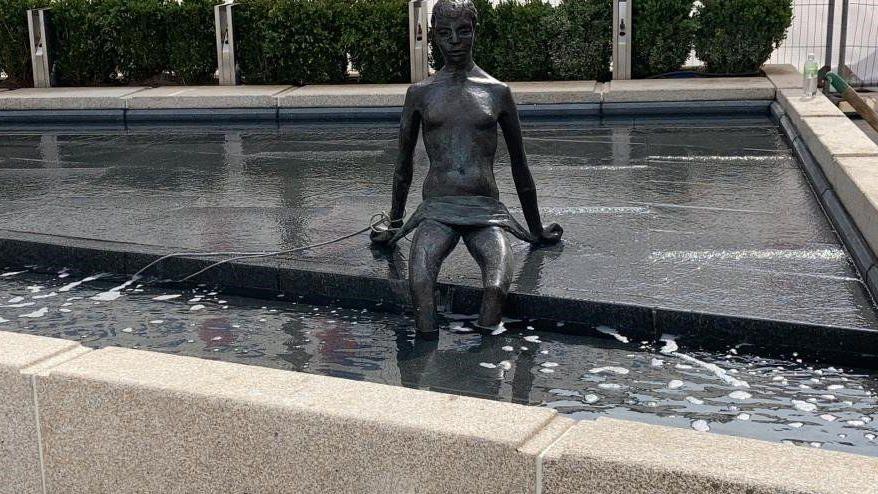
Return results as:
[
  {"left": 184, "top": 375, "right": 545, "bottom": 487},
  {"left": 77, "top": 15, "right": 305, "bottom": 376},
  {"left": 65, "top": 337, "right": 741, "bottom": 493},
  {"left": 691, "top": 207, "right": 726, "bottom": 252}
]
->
[{"left": 414, "top": 72, "right": 505, "bottom": 200}]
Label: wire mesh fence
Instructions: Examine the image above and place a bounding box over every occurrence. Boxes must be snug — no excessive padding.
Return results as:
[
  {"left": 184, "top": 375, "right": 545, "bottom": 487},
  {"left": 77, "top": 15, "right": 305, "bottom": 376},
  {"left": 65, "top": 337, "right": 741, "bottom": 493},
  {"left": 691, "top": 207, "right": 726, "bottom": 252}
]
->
[
  {"left": 840, "top": 0, "right": 878, "bottom": 87},
  {"left": 767, "top": 0, "right": 835, "bottom": 71}
]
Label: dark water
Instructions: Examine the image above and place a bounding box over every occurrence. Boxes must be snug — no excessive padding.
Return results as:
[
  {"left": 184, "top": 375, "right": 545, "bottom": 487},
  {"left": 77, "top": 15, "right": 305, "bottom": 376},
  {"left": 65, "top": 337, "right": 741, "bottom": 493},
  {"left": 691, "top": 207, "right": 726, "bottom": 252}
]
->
[
  {"left": 1, "top": 268, "right": 876, "bottom": 457},
  {"left": 1, "top": 117, "right": 876, "bottom": 332}
]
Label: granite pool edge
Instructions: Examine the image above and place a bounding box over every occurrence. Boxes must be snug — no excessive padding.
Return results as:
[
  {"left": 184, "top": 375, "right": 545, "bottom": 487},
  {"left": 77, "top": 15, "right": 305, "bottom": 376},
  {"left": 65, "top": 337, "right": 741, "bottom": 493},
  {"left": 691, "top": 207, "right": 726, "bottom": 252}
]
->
[
  {"left": 1, "top": 330, "right": 876, "bottom": 494},
  {"left": 1, "top": 229, "right": 877, "bottom": 367},
  {"left": 0, "top": 76, "right": 777, "bottom": 123}
]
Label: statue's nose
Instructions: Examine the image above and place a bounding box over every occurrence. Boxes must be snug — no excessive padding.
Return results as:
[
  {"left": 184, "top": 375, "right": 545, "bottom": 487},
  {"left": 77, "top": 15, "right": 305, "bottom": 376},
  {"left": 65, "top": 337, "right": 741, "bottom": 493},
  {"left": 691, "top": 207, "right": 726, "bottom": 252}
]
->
[{"left": 451, "top": 31, "right": 460, "bottom": 43}]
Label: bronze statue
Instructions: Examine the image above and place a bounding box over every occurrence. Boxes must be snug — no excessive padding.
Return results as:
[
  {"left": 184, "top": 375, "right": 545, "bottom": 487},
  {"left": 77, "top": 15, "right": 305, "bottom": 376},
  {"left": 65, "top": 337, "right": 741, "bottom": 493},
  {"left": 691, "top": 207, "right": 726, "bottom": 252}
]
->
[{"left": 371, "top": 0, "right": 562, "bottom": 337}]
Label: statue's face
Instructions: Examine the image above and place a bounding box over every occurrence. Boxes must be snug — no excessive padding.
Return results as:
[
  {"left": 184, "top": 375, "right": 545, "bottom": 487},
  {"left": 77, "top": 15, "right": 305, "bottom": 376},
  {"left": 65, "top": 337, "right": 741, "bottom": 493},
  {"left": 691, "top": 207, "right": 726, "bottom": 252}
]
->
[{"left": 433, "top": 15, "right": 475, "bottom": 66}]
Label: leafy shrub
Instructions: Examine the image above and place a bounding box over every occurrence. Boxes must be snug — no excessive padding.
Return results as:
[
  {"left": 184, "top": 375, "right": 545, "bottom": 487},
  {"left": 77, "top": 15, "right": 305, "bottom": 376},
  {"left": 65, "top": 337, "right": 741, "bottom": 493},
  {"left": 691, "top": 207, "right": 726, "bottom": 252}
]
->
[
  {"left": 632, "top": 0, "right": 695, "bottom": 77},
  {"left": 103, "top": 0, "right": 170, "bottom": 82},
  {"left": 0, "top": 0, "right": 50, "bottom": 87},
  {"left": 236, "top": 0, "right": 349, "bottom": 85},
  {"left": 346, "top": 0, "right": 409, "bottom": 83},
  {"left": 544, "top": 0, "right": 612, "bottom": 81},
  {"left": 50, "top": 0, "right": 116, "bottom": 85},
  {"left": 489, "top": 0, "right": 553, "bottom": 81},
  {"left": 694, "top": 0, "right": 792, "bottom": 73},
  {"left": 168, "top": 0, "right": 217, "bottom": 84}
]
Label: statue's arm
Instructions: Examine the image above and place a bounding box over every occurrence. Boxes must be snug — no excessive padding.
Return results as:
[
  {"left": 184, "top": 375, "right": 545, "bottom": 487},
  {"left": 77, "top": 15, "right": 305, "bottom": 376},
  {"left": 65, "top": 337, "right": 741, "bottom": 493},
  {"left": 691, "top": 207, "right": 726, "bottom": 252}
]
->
[
  {"left": 372, "top": 86, "right": 420, "bottom": 244},
  {"left": 498, "top": 86, "right": 562, "bottom": 244}
]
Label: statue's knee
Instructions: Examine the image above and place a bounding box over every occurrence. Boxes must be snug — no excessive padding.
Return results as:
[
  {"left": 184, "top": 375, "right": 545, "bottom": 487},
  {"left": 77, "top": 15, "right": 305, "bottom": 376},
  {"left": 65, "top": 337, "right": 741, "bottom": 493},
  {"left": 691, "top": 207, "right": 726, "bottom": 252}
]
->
[{"left": 483, "top": 283, "right": 508, "bottom": 299}]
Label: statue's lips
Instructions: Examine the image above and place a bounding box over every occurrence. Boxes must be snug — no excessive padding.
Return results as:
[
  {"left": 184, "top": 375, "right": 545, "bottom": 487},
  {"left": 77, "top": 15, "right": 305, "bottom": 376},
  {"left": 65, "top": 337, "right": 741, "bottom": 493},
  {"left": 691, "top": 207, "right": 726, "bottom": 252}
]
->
[{"left": 448, "top": 50, "right": 467, "bottom": 56}]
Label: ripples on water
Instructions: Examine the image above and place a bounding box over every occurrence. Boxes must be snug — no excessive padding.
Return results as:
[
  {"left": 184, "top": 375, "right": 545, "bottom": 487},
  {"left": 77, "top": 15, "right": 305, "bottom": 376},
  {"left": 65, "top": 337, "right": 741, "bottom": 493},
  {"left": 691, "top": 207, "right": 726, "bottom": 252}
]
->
[{"left": 1, "top": 268, "right": 876, "bottom": 456}]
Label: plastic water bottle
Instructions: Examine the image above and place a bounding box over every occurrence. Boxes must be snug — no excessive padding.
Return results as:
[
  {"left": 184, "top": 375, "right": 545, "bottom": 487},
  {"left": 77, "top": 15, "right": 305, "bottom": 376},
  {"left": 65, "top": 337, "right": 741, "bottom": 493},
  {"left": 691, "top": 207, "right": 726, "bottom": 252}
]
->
[{"left": 803, "top": 53, "right": 819, "bottom": 97}]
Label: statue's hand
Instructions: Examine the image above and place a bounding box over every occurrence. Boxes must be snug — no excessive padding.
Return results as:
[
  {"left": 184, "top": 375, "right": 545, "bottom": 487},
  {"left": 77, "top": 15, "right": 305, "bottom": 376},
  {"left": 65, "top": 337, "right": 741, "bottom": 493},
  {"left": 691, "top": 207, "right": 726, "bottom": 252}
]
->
[{"left": 539, "top": 223, "right": 563, "bottom": 244}]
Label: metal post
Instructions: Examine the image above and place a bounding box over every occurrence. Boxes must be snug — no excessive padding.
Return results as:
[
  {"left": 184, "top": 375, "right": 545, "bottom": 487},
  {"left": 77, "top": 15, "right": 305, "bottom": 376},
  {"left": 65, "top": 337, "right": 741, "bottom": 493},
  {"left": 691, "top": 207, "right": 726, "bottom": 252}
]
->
[
  {"left": 215, "top": 1, "right": 240, "bottom": 86},
  {"left": 27, "top": 8, "right": 53, "bottom": 88},
  {"left": 838, "top": 0, "right": 850, "bottom": 81},
  {"left": 822, "top": 0, "right": 836, "bottom": 94},
  {"left": 612, "top": 0, "right": 632, "bottom": 80},
  {"left": 409, "top": 0, "right": 430, "bottom": 83}
]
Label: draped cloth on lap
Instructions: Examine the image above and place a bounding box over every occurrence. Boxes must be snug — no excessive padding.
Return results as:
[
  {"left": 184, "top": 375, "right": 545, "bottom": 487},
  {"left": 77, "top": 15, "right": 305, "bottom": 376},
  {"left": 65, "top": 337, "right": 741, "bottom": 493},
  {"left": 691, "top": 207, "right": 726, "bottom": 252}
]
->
[{"left": 390, "top": 195, "right": 537, "bottom": 244}]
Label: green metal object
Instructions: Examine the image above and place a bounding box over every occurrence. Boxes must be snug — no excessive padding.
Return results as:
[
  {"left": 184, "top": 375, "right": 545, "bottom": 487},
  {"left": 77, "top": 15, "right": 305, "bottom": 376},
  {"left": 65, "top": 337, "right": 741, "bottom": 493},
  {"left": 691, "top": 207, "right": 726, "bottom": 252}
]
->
[{"left": 825, "top": 72, "right": 878, "bottom": 134}]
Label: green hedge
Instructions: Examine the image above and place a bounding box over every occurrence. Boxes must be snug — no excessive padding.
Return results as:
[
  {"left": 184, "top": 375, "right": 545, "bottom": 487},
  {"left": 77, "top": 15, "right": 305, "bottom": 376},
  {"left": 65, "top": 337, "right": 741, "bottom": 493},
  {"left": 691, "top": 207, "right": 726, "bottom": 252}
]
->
[
  {"left": 694, "top": 0, "right": 793, "bottom": 73},
  {"left": 633, "top": 0, "right": 695, "bottom": 77},
  {"left": 1, "top": 0, "right": 795, "bottom": 87}
]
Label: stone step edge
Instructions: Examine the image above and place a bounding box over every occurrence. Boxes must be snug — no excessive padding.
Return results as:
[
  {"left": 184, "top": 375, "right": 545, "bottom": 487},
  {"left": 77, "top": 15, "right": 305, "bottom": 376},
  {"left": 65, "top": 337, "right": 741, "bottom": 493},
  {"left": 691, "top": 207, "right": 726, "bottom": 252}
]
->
[{"left": 1, "top": 229, "right": 877, "bottom": 367}]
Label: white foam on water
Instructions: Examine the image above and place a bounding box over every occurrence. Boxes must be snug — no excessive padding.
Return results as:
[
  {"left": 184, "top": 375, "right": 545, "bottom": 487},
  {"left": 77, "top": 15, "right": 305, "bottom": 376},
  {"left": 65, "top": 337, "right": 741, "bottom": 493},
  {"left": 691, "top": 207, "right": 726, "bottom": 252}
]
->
[
  {"left": 668, "top": 380, "right": 684, "bottom": 389},
  {"left": 190, "top": 304, "right": 206, "bottom": 311},
  {"left": 541, "top": 362, "right": 559, "bottom": 368},
  {"left": 498, "top": 361, "right": 512, "bottom": 371},
  {"left": 121, "top": 327, "right": 133, "bottom": 333},
  {"left": 650, "top": 358, "right": 664, "bottom": 367},
  {"left": 502, "top": 346, "right": 514, "bottom": 352},
  {"left": 19, "top": 307, "right": 48, "bottom": 319},
  {"left": 7, "top": 296, "right": 24, "bottom": 304},
  {"left": 58, "top": 308, "right": 71, "bottom": 313},
  {"left": 26, "top": 286, "right": 42, "bottom": 293},
  {"left": 691, "top": 420, "right": 710, "bottom": 432},
  {"left": 650, "top": 247, "right": 847, "bottom": 263},
  {"left": 820, "top": 414, "right": 838, "bottom": 422},
  {"left": 788, "top": 422, "right": 804, "bottom": 428},
  {"left": 596, "top": 325, "right": 630, "bottom": 344},
  {"left": 0, "top": 271, "right": 26, "bottom": 277},
  {"left": 58, "top": 274, "right": 105, "bottom": 293},
  {"left": 583, "top": 394, "right": 600, "bottom": 404},
  {"left": 672, "top": 352, "right": 750, "bottom": 388},
  {"left": 598, "top": 383, "right": 624, "bottom": 390},
  {"left": 32, "top": 292, "right": 57, "bottom": 299},
  {"left": 189, "top": 297, "right": 203, "bottom": 303},
  {"left": 792, "top": 400, "right": 818, "bottom": 412},
  {"left": 659, "top": 336, "right": 678, "bottom": 354},
  {"left": 539, "top": 368, "right": 555, "bottom": 374},
  {"left": 91, "top": 277, "right": 139, "bottom": 302},
  {"left": 149, "top": 320, "right": 164, "bottom": 324},
  {"left": 490, "top": 323, "right": 507, "bottom": 336},
  {"left": 827, "top": 384, "right": 845, "bottom": 390},
  {"left": 847, "top": 420, "right": 866, "bottom": 427},
  {"left": 729, "top": 391, "right": 752, "bottom": 400},
  {"left": 523, "top": 335, "right": 541, "bottom": 343},
  {"left": 6, "top": 302, "right": 35, "bottom": 308},
  {"left": 589, "top": 366, "right": 630, "bottom": 375},
  {"left": 0, "top": 317, "right": 8, "bottom": 324},
  {"left": 152, "top": 294, "right": 182, "bottom": 301},
  {"left": 686, "top": 396, "right": 704, "bottom": 405},
  {"left": 211, "top": 336, "right": 222, "bottom": 341},
  {"left": 479, "top": 362, "right": 497, "bottom": 369},
  {"left": 736, "top": 413, "right": 751, "bottom": 421},
  {"left": 866, "top": 434, "right": 876, "bottom": 441}
]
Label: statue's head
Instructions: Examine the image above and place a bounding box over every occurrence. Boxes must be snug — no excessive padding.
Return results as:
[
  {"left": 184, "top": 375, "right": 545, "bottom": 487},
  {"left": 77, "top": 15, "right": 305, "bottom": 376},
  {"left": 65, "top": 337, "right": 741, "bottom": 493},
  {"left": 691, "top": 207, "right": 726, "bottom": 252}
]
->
[{"left": 431, "top": 0, "right": 478, "bottom": 67}]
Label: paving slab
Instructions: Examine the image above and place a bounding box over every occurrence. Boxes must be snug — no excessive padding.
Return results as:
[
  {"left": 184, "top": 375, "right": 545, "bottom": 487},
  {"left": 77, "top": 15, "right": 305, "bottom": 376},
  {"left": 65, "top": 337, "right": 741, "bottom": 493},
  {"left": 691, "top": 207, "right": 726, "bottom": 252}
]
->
[
  {"left": 278, "top": 84, "right": 409, "bottom": 108},
  {"left": 763, "top": 63, "right": 804, "bottom": 89},
  {"left": 124, "top": 85, "right": 293, "bottom": 109},
  {"left": 508, "top": 81, "right": 600, "bottom": 104},
  {"left": 777, "top": 88, "right": 845, "bottom": 129},
  {"left": 0, "top": 331, "right": 85, "bottom": 494},
  {"left": 797, "top": 116, "right": 878, "bottom": 190},
  {"left": 35, "top": 346, "right": 557, "bottom": 493},
  {"left": 541, "top": 417, "right": 878, "bottom": 494},
  {"left": 603, "top": 77, "right": 775, "bottom": 103},
  {"left": 832, "top": 156, "right": 878, "bottom": 256},
  {"left": 0, "top": 87, "right": 147, "bottom": 110}
]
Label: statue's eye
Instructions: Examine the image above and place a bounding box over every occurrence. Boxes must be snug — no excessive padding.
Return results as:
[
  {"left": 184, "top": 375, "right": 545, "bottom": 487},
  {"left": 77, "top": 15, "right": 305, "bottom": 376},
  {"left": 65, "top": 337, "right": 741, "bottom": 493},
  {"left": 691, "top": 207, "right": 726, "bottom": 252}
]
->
[{"left": 437, "top": 29, "right": 451, "bottom": 37}]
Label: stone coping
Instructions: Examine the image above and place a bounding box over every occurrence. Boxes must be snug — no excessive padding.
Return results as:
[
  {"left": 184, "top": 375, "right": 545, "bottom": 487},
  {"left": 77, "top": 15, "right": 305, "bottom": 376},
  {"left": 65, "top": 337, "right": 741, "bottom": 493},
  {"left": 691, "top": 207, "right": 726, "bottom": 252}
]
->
[
  {"left": 0, "top": 73, "right": 780, "bottom": 113},
  {"left": 773, "top": 85, "right": 878, "bottom": 301},
  {"left": 1, "top": 330, "right": 876, "bottom": 493}
]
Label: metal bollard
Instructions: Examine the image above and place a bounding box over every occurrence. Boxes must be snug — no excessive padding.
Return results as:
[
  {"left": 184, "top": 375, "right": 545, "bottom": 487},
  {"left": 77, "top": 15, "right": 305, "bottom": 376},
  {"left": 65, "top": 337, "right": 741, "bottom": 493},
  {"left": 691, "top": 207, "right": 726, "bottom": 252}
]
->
[
  {"left": 27, "top": 8, "right": 54, "bottom": 88},
  {"left": 612, "top": 0, "right": 632, "bottom": 80},
  {"left": 409, "top": 0, "right": 430, "bottom": 83},
  {"left": 215, "top": 1, "right": 240, "bottom": 86}
]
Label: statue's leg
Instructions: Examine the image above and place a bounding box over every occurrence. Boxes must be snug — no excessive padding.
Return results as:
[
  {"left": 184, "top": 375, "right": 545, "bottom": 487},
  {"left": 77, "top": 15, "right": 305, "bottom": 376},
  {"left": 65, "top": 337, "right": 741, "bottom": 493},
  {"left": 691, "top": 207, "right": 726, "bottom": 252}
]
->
[
  {"left": 462, "top": 226, "right": 514, "bottom": 327},
  {"left": 408, "top": 220, "right": 460, "bottom": 336}
]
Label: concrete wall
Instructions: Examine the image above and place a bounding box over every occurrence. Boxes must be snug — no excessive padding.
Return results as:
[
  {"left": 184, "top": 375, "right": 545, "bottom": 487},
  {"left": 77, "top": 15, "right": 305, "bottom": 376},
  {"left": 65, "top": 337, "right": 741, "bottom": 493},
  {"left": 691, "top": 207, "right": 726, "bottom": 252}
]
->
[{"left": 2, "top": 330, "right": 876, "bottom": 494}]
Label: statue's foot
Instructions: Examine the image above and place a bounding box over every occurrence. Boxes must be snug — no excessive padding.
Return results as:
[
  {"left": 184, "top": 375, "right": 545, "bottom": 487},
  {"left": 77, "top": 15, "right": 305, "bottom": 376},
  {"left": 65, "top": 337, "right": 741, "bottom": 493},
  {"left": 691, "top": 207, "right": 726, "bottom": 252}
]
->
[{"left": 417, "top": 329, "right": 439, "bottom": 340}]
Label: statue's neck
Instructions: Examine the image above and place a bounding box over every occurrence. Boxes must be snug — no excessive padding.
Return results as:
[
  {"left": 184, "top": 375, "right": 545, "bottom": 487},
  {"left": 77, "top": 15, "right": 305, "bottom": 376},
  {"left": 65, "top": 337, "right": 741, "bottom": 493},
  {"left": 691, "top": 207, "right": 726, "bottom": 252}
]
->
[{"left": 442, "top": 60, "right": 475, "bottom": 79}]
